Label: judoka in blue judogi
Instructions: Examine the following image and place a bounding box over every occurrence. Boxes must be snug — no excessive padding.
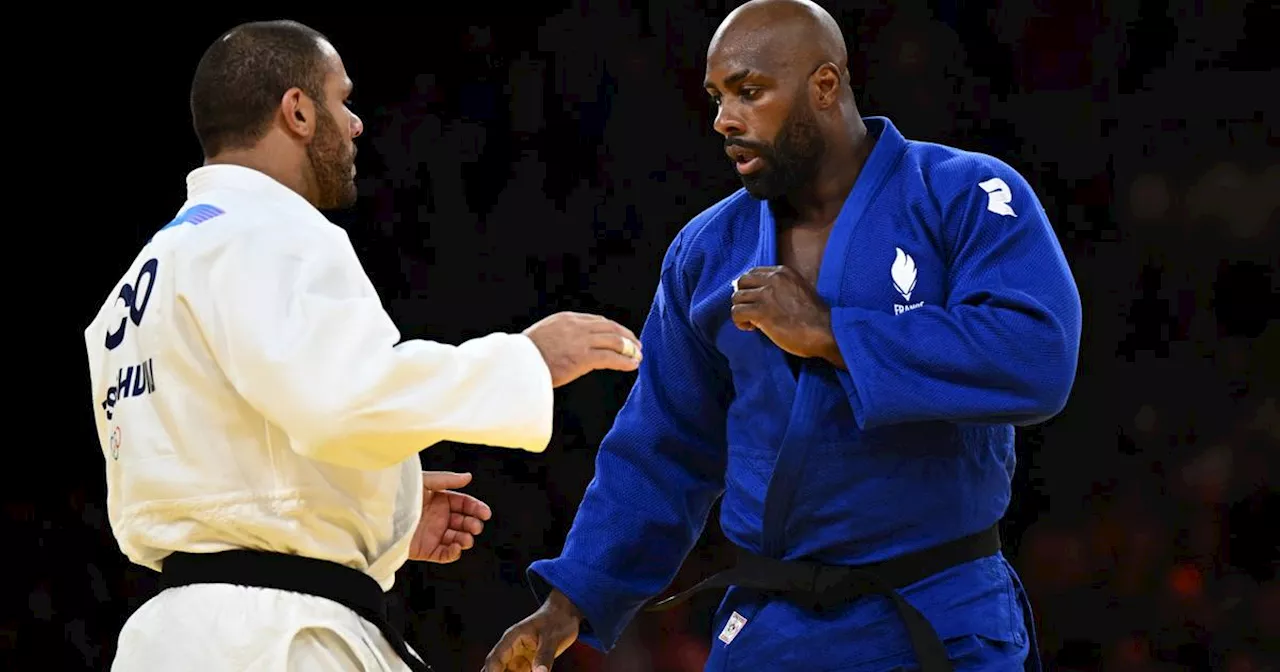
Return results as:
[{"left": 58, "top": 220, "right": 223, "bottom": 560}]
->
[{"left": 485, "top": 1, "right": 1081, "bottom": 670}]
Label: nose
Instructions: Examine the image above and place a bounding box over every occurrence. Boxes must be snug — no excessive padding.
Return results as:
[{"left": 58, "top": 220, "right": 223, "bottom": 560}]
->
[
  {"left": 350, "top": 111, "right": 364, "bottom": 139},
  {"left": 713, "top": 103, "right": 745, "bottom": 138}
]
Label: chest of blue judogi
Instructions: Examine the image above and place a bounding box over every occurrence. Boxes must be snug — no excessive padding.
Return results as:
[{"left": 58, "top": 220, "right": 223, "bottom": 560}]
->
[{"left": 685, "top": 133, "right": 953, "bottom": 561}]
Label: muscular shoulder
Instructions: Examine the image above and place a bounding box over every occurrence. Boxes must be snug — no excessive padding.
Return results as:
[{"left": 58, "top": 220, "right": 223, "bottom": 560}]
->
[{"left": 902, "top": 139, "right": 1040, "bottom": 217}]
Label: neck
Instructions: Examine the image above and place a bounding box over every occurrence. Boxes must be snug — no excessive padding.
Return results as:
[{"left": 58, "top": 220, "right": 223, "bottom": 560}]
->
[
  {"left": 205, "top": 141, "right": 316, "bottom": 203},
  {"left": 776, "top": 114, "right": 871, "bottom": 227}
]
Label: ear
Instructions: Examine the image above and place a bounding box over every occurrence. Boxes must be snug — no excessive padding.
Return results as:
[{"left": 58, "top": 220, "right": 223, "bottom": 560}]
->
[
  {"left": 279, "top": 87, "right": 316, "bottom": 140},
  {"left": 811, "top": 62, "right": 842, "bottom": 109}
]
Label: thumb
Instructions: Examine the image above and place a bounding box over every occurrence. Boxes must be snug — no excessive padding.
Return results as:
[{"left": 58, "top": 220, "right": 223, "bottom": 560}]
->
[{"left": 421, "top": 471, "right": 472, "bottom": 490}]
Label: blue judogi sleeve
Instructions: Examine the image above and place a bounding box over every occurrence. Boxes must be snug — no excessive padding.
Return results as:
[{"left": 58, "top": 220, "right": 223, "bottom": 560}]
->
[
  {"left": 833, "top": 159, "right": 1082, "bottom": 429},
  {"left": 527, "top": 228, "right": 732, "bottom": 651}
]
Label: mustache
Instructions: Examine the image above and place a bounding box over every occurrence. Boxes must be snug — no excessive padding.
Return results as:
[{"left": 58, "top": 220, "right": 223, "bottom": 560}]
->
[{"left": 725, "top": 138, "right": 770, "bottom": 154}]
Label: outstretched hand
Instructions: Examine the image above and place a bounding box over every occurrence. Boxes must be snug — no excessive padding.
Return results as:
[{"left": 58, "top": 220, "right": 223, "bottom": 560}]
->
[{"left": 408, "top": 471, "right": 492, "bottom": 564}]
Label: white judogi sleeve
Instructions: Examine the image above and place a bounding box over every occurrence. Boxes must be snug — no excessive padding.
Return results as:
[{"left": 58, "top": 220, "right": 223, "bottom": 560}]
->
[{"left": 190, "top": 219, "right": 554, "bottom": 471}]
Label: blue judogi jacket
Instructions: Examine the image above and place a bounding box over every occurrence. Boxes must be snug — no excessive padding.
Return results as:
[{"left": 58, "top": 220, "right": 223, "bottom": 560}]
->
[{"left": 528, "top": 117, "right": 1080, "bottom": 670}]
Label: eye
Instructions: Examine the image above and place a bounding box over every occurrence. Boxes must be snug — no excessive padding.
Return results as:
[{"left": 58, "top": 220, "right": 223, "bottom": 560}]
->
[{"left": 739, "top": 87, "right": 761, "bottom": 100}]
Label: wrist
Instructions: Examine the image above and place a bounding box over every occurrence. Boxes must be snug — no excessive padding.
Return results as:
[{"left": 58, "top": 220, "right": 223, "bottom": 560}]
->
[
  {"left": 814, "top": 310, "right": 846, "bottom": 369},
  {"left": 547, "top": 589, "right": 584, "bottom": 624}
]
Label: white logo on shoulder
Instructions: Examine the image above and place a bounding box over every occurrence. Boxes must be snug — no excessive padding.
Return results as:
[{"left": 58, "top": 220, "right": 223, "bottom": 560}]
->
[
  {"left": 978, "top": 177, "right": 1017, "bottom": 217},
  {"left": 892, "top": 247, "right": 925, "bottom": 315},
  {"left": 719, "top": 611, "right": 747, "bottom": 645}
]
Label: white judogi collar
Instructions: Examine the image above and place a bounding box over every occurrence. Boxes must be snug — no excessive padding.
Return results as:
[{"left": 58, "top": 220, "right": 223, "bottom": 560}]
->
[{"left": 185, "top": 163, "right": 320, "bottom": 220}]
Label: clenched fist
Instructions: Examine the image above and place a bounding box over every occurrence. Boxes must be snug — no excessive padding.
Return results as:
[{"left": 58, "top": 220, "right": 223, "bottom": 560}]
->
[
  {"left": 731, "top": 265, "right": 846, "bottom": 368},
  {"left": 522, "top": 312, "right": 642, "bottom": 388}
]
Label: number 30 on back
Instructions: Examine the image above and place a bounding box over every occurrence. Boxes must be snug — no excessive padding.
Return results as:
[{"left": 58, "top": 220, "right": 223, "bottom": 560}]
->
[{"left": 105, "top": 258, "right": 158, "bottom": 351}]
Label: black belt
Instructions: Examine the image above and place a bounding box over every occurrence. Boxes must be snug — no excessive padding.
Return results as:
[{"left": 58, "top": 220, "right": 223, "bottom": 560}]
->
[
  {"left": 160, "top": 550, "right": 432, "bottom": 672},
  {"left": 643, "top": 524, "right": 1002, "bottom": 672}
]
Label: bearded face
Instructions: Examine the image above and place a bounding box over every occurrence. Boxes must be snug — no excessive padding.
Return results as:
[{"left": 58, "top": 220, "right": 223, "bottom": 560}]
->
[
  {"left": 726, "top": 91, "right": 827, "bottom": 202},
  {"left": 307, "top": 102, "right": 357, "bottom": 210}
]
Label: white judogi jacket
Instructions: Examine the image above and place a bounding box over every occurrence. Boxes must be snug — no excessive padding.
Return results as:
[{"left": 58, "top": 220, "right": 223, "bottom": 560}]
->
[{"left": 83, "top": 164, "right": 554, "bottom": 592}]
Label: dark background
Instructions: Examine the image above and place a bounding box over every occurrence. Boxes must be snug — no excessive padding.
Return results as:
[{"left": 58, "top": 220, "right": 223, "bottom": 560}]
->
[{"left": 11, "top": 1, "right": 1277, "bottom": 671}]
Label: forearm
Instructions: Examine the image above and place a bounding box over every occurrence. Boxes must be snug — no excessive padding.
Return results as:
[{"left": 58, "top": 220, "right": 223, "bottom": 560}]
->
[
  {"left": 827, "top": 164, "right": 1081, "bottom": 427},
  {"left": 528, "top": 228, "right": 730, "bottom": 650},
  {"left": 831, "top": 300, "right": 1078, "bottom": 428},
  {"left": 197, "top": 225, "right": 555, "bottom": 471},
  {"left": 283, "top": 332, "right": 554, "bottom": 470},
  {"left": 528, "top": 406, "right": 726, "bottom": 652}
]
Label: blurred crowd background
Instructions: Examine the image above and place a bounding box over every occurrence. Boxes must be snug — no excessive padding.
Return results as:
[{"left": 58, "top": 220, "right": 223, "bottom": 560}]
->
[{"left": 11, "top": 1, "right": 1276, "bottom": 671}]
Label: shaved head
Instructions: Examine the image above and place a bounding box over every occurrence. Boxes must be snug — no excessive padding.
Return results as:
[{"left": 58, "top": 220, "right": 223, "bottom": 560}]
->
[
  {"left": 704, "top": 0, "right": 858, "bottom": 202},
  {"left": 708, "top": 0, "right": 849, "bottom": 86}
]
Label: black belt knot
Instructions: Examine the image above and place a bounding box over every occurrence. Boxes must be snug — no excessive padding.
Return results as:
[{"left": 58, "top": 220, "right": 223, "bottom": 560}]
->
[{"left": 643, "top": 524, "right": 1003, "bottom": 672}]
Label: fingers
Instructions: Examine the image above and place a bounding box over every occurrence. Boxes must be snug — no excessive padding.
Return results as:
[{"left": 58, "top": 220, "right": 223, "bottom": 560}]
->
[
  {"left": 485, "top": 629, "right": 555, "bottom": 672},
  {"left": 560, "top": 312, "right": 636, "bottom": 339},
  {"left": 527, "top": 311, "right": 644, "bottom": 388},
  {"left": 734, "top": 273, "right": 761, "bottom": 291},
  {"left": 734, "top": 265, "right": 781, "bottom": 290},
  {"left": 448, "top": 510, "right": 485, "bottom": 536},
  {"left": 441, "top": 527, "right": 474, "bottom": 550},
  {"left": 554, "top": 310, "right": 638, "bottom": 344},
  {"left": 421, "top": 471, "right": 472, "bottom": 491},
  {"left": 588, "top": 318, "right": 639, "bottom": 344},
  {"left": 730, "top": 286, "right": 766, "bottom": 304},
  {"left": 586, "top": 348, "right": 643, "bottom": 374},
  {"left": 484, "top": 629, "right": 537, "bottom": 672},
  {"left": 433, "top": 543, "right": 462, "bottom": 564},
  {"left": 731, "top": 283, "right": 767, "bottom": 332},
  {"left": 620, "top": 337, "right": 639, "bottom": 360},
  {"left": 532, "top": 634, "right": 558, "bottom": 672},
  {"left": 730, "top": 302, "right": 762, "bottom": 331},
  {"left": 447, "top": 491, "right": 492, "bottom": 520},
  {"left": 586, "top": 333, "right": 642, "bottom": 362}
]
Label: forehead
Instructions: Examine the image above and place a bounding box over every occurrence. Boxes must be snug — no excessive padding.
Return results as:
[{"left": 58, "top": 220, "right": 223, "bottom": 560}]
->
[
  {"left": 315, "top": 39, "right": 352, "bottom": 91},
  {"left": 704, "top": 32, "right": 795, "bottom": 85}
]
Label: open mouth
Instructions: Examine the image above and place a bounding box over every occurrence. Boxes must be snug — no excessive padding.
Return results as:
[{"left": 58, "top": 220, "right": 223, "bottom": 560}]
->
[{"left": 727, "top": 146, "right": 763, "bottom": 175}]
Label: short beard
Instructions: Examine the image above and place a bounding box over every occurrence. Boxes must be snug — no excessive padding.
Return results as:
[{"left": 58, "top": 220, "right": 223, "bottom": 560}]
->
[
  {"left": 735, "top": 102, "right": 826, "bottom": 202},
  {"left": 307, "top": 105, "right": 357, "bottom": 210}
]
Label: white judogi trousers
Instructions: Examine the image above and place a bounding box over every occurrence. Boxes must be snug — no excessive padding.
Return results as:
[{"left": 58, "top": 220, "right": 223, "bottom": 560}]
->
[{"left": 112, "top": 584, "right": 420, "bottom": 671}]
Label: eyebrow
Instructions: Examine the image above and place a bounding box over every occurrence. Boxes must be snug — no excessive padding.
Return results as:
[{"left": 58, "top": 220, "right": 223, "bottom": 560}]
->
[{"left": 705, "top": 68, "right": 752, "bottom": 90}]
